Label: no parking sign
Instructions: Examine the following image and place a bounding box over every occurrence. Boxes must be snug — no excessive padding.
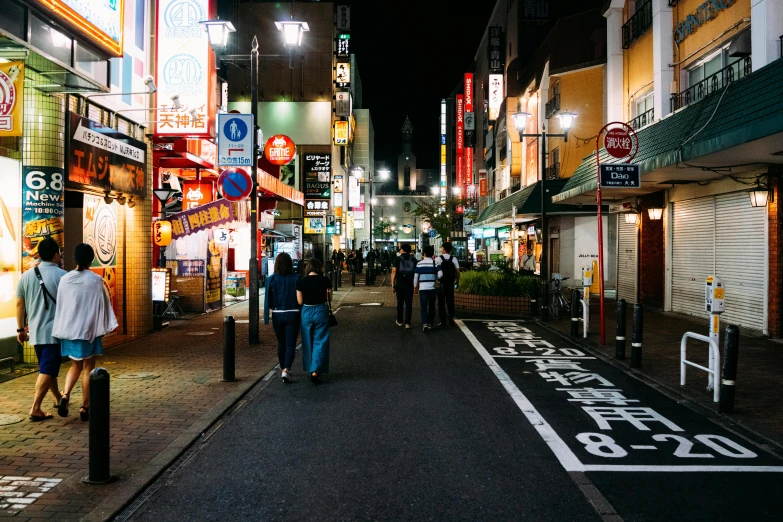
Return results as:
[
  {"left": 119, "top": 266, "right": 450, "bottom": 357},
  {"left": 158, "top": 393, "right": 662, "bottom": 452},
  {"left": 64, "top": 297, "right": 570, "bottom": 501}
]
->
[{"left": 218, "top": 168, "right": 253, "bottom": 202}]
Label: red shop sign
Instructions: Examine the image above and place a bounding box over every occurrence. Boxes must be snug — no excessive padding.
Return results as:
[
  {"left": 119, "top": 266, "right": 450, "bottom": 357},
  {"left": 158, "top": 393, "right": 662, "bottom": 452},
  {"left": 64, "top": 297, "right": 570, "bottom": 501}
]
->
[
  {"left": 604, "top": 128, "right": 633, "bottom": 159},
  {"left": 264, "top": 134, "right": 296, "bottom": 165}
]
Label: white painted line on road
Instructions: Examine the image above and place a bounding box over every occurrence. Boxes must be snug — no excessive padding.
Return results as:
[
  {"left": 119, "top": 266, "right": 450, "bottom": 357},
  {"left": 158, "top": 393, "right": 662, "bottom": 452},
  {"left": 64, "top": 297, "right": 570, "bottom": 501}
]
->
[
  {"left": 630, "top": 445, "right": 658, "bottom": 450},
  {"left": 456, "top": 320, "right": 585, "bottom": 472},
  {"left": 459, "top": 318, "right": 528, "bottom": 322},
  {"left": 263, "top": 370, "right": 275, "bottom": 381},
  {"left": 583, "top": 465, "right": 783, "bottom": 472},
  {"left": 492, "top": 356, "right": 596, "bottom": 359}
]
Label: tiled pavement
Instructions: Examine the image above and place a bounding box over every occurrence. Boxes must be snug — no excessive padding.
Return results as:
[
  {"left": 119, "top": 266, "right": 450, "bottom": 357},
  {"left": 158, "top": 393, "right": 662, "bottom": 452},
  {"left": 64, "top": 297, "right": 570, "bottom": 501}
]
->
[
  {"left": 544, "top": 299, "right": 783, "bottom": 449},
  {"left": 0, "top": 274, "right": 396, "bottom": 521}
]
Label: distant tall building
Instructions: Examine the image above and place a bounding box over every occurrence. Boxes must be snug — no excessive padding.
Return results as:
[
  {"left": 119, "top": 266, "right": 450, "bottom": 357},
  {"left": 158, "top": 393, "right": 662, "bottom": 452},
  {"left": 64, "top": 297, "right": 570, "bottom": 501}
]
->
[{"left": 397, "top": 116, "right": 417, "bottom": 191}]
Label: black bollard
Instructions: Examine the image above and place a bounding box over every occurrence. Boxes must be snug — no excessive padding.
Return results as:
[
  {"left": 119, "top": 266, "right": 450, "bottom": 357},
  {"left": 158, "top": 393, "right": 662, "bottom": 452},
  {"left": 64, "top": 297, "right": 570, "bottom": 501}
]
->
[
  {"left": 631, "top": 303, "right": 643, "bottom": 368},
  {"left": 530, "top": 281, "right": 538, "bottom": 316},
  {"left": 82, "top": 368, "right": 114, "bottom": 484},
  {"left": 616, "top": 299, "right": 627, "bottom": 360},
  {"left": 223, "top": 316, "right": 236, "bottom": 382},
  {"left": 719, "top": 325, "right": 740, "bottom": 414},
  {"left": 570, "top": 289, "right": 580, "bottom": 337}
]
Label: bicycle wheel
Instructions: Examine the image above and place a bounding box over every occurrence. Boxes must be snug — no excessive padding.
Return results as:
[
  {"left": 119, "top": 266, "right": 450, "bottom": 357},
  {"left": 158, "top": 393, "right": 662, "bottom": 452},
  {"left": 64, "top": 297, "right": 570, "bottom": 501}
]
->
[{"left": 550, "top": 294, "right": 561, "bottom": 319}]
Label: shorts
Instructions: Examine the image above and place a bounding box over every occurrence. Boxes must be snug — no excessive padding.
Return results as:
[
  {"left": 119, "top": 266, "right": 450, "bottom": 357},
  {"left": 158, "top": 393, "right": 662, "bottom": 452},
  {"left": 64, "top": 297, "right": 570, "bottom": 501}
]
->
[{"left": 34, "top": 344, "right": 62, "bottom": 377}]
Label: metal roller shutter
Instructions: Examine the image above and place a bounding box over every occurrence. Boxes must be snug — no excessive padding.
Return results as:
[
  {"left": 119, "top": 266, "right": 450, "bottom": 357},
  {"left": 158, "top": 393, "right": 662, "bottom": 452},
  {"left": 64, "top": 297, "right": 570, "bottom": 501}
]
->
[
  {"left": 671, "top": 192, "right": 766, "bottom": 332},
  {"left": 616, "top": 216, "right": 638, "bottom": 303},
  {"left": 715, "top": 192, "right": 766, "bottom": 332},
  {"left": 672, "top": 197, "right": 715, "bottom": 319}
]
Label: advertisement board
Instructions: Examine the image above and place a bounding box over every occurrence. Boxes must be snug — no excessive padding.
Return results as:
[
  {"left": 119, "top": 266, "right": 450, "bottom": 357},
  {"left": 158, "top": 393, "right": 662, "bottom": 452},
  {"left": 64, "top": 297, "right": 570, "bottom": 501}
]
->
[
  {"left": 33, "top": 0, "right": 124, "bottom": 56},
  {"left": 21, "top": 167, "right": 64, "bottom": 271},
  {"left": 151, "top": 268, "right": 170, "bottom": 302},
  {"left": 489, "top": 74, "right": 503, "bottom": 121},
  {"left": 83, "top": 194, "right": 118, "bottom": 309},
  {"left": 182, "top": 180, "right": 214, "bottom": 210},
  {"left": 156, "top": 0, "right": 214, "bottom": 137},
  {"left": 304, "top": 217, "right": 325, "bottom": 234},
  {"left": 456, "top": 95, "right": 464, "bottom": 153},
  {"left": 303, "top": 154, "right": 331, "bottom": 199},
  {"left": 169, "top": 200, "right": 233, "bottom": 240},
  {"left": 205, "top": 238, "right": 222, "bottom": 311},
  {"left": 0, "top": 61, "right": 24, "bottom": 137},
  {"left": 68, "top": 113, "right": 147, "bottom": 196},
  {"left": 0, "top": 157, "right": 21, "bottom": 355}
]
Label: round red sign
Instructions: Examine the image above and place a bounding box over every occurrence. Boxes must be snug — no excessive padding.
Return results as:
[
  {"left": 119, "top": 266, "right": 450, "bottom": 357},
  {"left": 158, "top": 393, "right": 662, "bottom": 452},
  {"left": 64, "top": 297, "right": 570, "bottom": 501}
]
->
[
  {"left": 264, "top": 134, "right": 296, "bottom": 165},
  {"left": 604, "top": 128, "right": 634, "bottom": 159},
  {"left": 218, "top": 168, "right": 253, "bottom": 202}
]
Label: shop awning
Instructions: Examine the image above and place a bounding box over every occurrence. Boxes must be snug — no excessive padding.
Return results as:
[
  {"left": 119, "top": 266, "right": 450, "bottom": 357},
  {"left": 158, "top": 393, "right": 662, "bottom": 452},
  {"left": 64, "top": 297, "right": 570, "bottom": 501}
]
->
[
  {"left": 257, "top": 170, "right": 304, "bottom": 206},
  {"left": 154, "top": 140, "right": 216, "bottom": 170},
  {"left": 474, "top": 179, "right": 600, "bottom": 227},
  {"left": 553, "top": 56, "right": 783, "bottom": 205},
  {"left": 261, "top": 228, "right": 293, "bottom": 239}
]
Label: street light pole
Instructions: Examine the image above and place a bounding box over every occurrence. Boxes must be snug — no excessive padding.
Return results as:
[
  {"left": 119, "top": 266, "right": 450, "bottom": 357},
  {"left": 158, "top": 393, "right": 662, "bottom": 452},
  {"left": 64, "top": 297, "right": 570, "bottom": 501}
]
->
[{"left": 249, "top": 36, "right": 260, "bottom": 344}]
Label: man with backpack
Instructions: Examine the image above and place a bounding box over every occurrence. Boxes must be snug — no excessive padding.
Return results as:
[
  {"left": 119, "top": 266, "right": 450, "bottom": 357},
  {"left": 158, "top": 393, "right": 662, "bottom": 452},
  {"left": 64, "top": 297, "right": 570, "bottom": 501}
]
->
[
  {"left": 436, "top": 241, "right": 461, "bottom": 327},
  {"left": 391, "top": 243, "right": 417, "bottom": 328}
]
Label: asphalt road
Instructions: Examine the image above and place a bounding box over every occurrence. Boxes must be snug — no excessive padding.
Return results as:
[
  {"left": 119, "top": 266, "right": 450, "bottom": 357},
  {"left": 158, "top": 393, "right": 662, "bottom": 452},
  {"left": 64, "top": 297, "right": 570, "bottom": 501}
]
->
[{"left": 127, "top": 308, "right": 783, "bottom": 521}]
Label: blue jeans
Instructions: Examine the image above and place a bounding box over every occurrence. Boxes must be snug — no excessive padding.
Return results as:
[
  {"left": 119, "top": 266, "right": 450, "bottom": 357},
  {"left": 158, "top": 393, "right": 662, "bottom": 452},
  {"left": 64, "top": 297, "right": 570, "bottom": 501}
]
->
[
  {"left": 301, "top": 304, "right": 330, "bottom": 373},
  {"left": 272, "top": 312, "right": 300, "bottom": 370},
  {"left": 419, "top": 289, "right": 437, "bottom": 326}
]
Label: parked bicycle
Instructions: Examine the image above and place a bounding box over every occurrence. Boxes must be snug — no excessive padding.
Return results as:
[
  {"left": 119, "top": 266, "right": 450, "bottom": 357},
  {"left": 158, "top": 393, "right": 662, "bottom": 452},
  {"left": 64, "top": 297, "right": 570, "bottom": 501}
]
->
[{"left": 549, "top": 276, "right": 570, "bottom": 319}]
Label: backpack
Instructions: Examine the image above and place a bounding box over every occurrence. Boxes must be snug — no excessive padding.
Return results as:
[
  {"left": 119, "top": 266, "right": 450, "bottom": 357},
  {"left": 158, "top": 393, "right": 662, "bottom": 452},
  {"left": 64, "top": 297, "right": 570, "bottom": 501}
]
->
[
  {"left": 439, "top": 255, "right": 456, "bottom": 283},
  {"left": 398, "top": 255, "right": 416, "bottom": 281}
]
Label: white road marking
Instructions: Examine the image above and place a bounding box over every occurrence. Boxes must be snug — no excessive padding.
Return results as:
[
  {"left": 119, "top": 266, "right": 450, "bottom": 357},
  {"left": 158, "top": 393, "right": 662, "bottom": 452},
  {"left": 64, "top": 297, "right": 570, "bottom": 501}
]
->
[
  {"left": 630, "top": 445, "right": 658, "bottom": 450},
  {"left": 584, "top": 465, "right": 783, "bottom": 472},
  {"left": 492, "top": 355, "right": 596, "bottom": 359},
  {"left": 456, "top": 320, "right": 585, "bottom": 472},
  {"left": 0, "top": 476, "right": 62, "bottom": 512}
]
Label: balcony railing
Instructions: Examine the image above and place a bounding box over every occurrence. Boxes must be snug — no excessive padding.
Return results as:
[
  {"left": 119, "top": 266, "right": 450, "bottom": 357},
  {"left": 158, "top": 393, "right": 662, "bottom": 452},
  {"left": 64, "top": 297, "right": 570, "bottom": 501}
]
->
[
  {"left": 545, "top": 93, "right": 560, "bottom": 119},
  {"left": 499, "top": 188, "right": 509, "bottom": 200},
  {"left": 510, "top": 177, "right": 521, "bottom": 193},
  {"left": 670, "top": 56, "right": 751, "bottom": 112},
  {"left": 628, "top": 108, "right": 654, "bottom": 130},
  {"left": 622, "top": 0, "right": 652, "bottom": 49},
  {"left": 546, "top": 162, "right": 560, "bottom": 180}
]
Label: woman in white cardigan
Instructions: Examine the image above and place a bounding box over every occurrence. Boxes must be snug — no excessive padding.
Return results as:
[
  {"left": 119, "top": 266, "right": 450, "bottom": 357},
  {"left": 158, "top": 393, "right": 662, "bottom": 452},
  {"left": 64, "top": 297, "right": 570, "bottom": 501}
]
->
[{"left": 52, "top": 243, "right": 118, "bottom": 421}]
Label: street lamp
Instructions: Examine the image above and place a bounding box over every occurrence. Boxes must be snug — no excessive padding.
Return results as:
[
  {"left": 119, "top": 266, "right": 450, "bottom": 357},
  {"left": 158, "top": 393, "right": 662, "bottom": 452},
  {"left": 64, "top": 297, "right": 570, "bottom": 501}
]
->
[
  {"left": 379, "top": 169, "right": 390, "bottom": 180},
  {"left": 201, "top": 18, "right": 306, "bottom": 345},
  {"left": 748, "top": 185, "right": 771, "bottom": 207},
  {"left": 513, "top": 105, "right": 577, "bottom": 321},
  {"left": 275, "top": 20, "right": 310, "bottom": 47}
]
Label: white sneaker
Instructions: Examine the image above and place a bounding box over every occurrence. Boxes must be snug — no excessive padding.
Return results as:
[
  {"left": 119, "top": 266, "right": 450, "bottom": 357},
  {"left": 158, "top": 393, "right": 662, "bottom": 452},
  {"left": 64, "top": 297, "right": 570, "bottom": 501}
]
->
[
  {"left": 281, "top": 370, "right": 290, "bottom": 383},
  {"left": 396, "top": 321, "right": 403, "bottom": 327},
  {"left": 405, "top": 324, "right": 411, "bottom": 329}
]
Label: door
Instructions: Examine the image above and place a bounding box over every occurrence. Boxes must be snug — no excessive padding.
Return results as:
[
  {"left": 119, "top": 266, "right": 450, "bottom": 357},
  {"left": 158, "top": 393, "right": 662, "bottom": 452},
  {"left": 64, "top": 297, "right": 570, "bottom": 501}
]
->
[{"left": 616, "top": 216, "right": 638, "bottom": 303}]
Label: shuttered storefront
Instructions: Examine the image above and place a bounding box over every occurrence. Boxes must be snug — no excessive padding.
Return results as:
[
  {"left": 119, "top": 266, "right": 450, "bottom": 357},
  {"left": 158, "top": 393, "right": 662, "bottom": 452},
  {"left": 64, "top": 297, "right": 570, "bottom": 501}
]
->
[
  {"left": 671, "top": 192, "right": 766, "bottom": 332},
  {"left": 616, "top": 216, "right": 638, "bottom": 303}
]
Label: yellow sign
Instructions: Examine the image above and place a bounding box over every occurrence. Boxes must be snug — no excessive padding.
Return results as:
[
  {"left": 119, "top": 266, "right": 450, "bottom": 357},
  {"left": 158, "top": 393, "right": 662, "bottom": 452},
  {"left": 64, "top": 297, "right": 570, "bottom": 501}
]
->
[
  {"left": 335, "top": 206, "right": 342, "bottom": 219},
  {"left": 304, "top": 217, "right": 325, "bottom": 234},
  {"left": 0, "top": 62, "right": 24, "bottom": 137},
  {"left": 334, "top": 121, "right": 348, "bottom": 145},
  {"left": 714, "top": 288, "right": 724, "bottom": 299}
]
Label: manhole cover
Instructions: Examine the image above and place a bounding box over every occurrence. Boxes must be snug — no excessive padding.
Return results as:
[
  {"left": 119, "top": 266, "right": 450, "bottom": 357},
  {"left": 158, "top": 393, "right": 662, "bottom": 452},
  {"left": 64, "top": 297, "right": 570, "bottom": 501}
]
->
[
  {"left": 115, "top": 372, "right": 160, "bottom": 380},
  {"left": 0, "top": 414, "right": 24, "bottom": 426},
  {"left": 188, "top": 332, "right": 215, "bottom": 336},
  {"left": 360, "top": 303, "right": 382, "bottom": 306},
  {"left": 234, "top": 320, "right": 249, "bottom": 324}
]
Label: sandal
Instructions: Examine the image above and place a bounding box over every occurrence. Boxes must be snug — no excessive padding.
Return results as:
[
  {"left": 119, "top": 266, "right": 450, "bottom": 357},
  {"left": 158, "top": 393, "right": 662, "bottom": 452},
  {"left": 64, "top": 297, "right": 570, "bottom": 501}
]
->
[
  {"left": 80, "top": 407, "right": 89, "bottom": 422},
  {"left": 57, "top": 396, "right": 69, "bottom": 418}
]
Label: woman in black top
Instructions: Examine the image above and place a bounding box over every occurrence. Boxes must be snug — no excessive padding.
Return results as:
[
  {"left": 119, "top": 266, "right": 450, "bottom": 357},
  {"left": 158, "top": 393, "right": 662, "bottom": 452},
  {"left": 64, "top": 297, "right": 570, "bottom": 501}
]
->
[
  {"left": 263, "top": 253, "right": 300, "bottom": 383},
  {"left": 296, "top": 258, "right": 332, "bottom": 384}
]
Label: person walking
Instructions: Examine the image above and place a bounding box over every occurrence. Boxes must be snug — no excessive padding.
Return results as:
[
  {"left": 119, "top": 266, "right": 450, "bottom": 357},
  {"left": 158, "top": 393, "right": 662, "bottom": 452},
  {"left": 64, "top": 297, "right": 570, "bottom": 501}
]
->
[
  {"left": 436, "top": 242, "right": 461, "bottom": 327},
  {"left": 356, "top": 249, "right": 364, "bottom": 274},
  {"left": 296, "top": 258, "right": 332, "bottom": 384},
  {"left": 52, "top": 243, "right": 118, "bottom": 421},
  {"left": 347, "top": 250, "right": 356, "bottom": 273},
  {"left": 414, "top": 245, "right": 442, "bottom": 332},
  {"left": 264, "top": 252, "right": 300, "bottom": 383},
  {"left": 391, "top": 243, "right": 417, "bottom": 328},
  {"left": 366, "top": 248, "right": 376, "bottom": 285},
  {"left": 15, "top": 238, "right": 66, "bottom": 421},
  {"left": 521, "top": 247, "right": 536, "bottom": 275}
]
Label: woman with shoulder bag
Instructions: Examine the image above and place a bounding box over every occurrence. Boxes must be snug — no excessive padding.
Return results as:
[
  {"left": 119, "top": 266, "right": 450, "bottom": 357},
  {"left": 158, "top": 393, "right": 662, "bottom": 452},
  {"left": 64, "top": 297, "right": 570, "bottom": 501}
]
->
[
  {"left": 264, "top": 253, "right": 300, "bottom": 383},
  {"left": 296, "top": 258, "right": 333, "bottom": 384}
]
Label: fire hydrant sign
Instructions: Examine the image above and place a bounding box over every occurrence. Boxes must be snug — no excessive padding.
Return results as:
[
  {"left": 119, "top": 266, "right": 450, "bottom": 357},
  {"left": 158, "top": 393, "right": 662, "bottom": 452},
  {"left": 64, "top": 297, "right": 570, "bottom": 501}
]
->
[
  {"left": 600, "top": 164, "right": 640, "bottom": 188},
  {"left": 604, "top": 128, "right": 634, "bottom": 159},
  {"left": 217, "top": 114, "right": 253, "bottom": 167}
]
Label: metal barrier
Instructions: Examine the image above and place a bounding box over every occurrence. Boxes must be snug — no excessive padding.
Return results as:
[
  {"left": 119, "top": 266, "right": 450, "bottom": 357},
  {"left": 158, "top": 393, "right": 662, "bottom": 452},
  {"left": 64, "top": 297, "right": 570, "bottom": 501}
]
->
[
  {"left": 0, "top": 356, "right": 15, "bottom": 373},
  {"left": 681, "top": 332, "right": 720, "bottom": 403}
]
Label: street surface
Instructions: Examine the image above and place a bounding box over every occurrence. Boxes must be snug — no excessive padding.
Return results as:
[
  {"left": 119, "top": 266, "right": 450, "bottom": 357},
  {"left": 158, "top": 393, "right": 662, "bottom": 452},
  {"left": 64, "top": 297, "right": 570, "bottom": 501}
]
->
[{"left": 127, "top": 305, "right": 783, "bottom": 521}]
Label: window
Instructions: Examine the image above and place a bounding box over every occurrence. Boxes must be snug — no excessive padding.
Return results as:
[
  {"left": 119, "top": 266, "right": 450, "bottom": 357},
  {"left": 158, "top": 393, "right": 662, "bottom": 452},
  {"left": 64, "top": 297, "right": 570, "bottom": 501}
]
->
[
  {"left": 75, "top": 43, "right": 109, "bottom": 87},
  {"left": 404, "top": 166, "right": 410, "bottom": 187},
  {"left": 30, "top": 14, "right": 73, "bottom": 65},
  {"left": 635, "top": 92, "right": 653, "bottom": 118},
  {"left": 688, "top": 49, "right": 724, "bottom": 87}
]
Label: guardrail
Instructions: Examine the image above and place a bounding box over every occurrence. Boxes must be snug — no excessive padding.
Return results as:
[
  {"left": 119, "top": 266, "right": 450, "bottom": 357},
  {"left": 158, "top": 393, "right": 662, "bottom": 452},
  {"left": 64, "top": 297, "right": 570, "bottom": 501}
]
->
[{"left": 681, "top": 332, "right": 720, "bottom": 402}]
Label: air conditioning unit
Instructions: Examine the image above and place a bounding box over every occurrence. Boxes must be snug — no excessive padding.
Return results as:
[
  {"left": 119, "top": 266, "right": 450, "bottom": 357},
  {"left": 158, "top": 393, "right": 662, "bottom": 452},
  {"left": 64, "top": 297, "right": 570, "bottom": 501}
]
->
[{"left": 728, "top": 30, "right": 751, "bottom": 57}]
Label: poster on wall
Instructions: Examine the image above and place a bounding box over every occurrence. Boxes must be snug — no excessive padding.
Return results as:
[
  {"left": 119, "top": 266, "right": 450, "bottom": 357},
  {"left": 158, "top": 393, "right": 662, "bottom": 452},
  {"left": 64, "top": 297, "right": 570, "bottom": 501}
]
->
[
  {"left": 0, "top": 61, "right": 24, "bottom": 137},
  {"left": 205, "top": 236, "right": 222, "bottom": 311},
  {"left": 303, "top": 154, "right": 331, "bottom": 199},
  {"left": 21, "top": 167, "right": 64, "bottom": 271},
  {"left": 83, "top": 194, "right": 118, "bottom": 310},
  {"left": 574, "top": 215, "right": 609, "bottom": 281},
  {"left": 0, "top": 157, "right": 21, "bottom": 352}
]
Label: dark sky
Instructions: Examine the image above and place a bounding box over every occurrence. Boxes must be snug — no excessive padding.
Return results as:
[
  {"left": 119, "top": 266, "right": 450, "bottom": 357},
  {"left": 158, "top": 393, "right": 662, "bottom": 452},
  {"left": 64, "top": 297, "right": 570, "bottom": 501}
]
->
[{"left": 348, "top": 1, "right": 496, "bottom": 171}]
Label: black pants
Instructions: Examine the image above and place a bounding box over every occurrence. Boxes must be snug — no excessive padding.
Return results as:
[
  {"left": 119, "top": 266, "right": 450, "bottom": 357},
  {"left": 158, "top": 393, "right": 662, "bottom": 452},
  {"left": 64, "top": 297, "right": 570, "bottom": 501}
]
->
[
  {"left": 396, "top": 284, "right": 414, "bottom": 325},
  {"left": 438, "top": 281, "right": 456, "bottom": 324},
  {"left": 272, "top": 312, "right": 300, "bottom": 370}
]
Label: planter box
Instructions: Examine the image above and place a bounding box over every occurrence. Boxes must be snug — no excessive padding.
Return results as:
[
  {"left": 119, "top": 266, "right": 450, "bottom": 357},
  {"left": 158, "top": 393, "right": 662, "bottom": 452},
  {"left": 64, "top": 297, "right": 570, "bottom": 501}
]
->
[{"left": 454, "top": 292, "right": 531, "bottom": 315}]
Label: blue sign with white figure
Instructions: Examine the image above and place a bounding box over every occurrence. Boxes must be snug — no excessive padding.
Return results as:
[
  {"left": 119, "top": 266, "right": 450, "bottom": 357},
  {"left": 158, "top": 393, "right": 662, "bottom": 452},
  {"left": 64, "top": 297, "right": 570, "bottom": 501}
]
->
[{"left": 218, "top": 113, "right": 254, "bottom": 167}]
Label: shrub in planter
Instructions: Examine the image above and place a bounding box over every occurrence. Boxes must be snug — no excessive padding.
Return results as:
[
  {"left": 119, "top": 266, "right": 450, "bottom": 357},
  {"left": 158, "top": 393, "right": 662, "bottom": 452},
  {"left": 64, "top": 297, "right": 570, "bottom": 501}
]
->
[{"left": 458, "top": 270, "right": 539, "bottom": 297}]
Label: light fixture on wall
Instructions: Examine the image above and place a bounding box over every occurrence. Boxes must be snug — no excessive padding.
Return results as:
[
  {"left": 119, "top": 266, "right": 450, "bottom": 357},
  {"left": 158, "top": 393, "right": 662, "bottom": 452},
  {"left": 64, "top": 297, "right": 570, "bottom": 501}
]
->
[
  {"left": 748, "top": 185, "right": 771, "bottom": 207},
  {"left": 647, "top": 207, "right": 663, "bottom": 220},
  {"left": 624, "top": 213, "right": 639, "bottom": 225},
  {"left": 104, "top": 191, "right": 113, "bottom": 205},
  {"left": 127, "top": 196, "right": 137, "bottom": 208},
  {"left": 116, "top": 194, "right": 127, "bottom": 206}
]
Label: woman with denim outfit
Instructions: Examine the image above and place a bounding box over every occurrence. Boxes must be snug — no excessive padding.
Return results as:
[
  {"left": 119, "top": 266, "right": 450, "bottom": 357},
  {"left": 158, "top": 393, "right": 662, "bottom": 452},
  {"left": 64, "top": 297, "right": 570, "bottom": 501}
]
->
[
  {"left": 296, "top": 258, "right": 332, "bottom": 384},
  {"left": 264, "top": 253, "right": 300, "bottom": 383}
]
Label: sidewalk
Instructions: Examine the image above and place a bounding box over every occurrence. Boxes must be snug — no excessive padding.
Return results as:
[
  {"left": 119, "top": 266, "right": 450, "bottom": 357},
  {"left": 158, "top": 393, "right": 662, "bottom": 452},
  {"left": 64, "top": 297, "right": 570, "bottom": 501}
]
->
[
  {"left": 0, "top": 301, "right": 278, "bottom": 521},
  {"left": 545, "top": 299, "right": 783, "bottom": 449}
]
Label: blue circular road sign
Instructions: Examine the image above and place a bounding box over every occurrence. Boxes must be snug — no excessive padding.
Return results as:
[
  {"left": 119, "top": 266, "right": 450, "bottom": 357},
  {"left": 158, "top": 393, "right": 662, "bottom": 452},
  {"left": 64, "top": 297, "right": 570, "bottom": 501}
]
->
[
  {"left": 218, "top": 168, "right": 253, "bottom": 202},
  {"left": 223, "top": 117, "right": 248, "bottom": 142}
]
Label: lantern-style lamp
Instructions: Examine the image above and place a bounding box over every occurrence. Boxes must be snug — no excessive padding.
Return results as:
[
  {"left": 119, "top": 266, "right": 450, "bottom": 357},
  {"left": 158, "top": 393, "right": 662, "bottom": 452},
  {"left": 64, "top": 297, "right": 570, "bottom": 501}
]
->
[
  {"left": 379, "top": 169, "right": 390, "bottom": 180},
  {"left": 647, "top": 207, "right": 664, "bottom": 220},
  {"left": 199, "top": 19, "right": 236, "bottom": 51},
  {"left": 748, "top": 186, "right": 770, "bottom": 207},
  {"left": 153, "top": 220, "right": 173, "bottom": 247},
  {"left": 512, "top": 109, "right": 532, "bottom": 134},
  {"left": 624, "top": 213, "right": 639, "bottom": 225},
  {"left": 275, "top": 21, "right": 310, "bottom": 47},
  {"left": 556, "top": 111, "right": 577, "bottom": 131}
]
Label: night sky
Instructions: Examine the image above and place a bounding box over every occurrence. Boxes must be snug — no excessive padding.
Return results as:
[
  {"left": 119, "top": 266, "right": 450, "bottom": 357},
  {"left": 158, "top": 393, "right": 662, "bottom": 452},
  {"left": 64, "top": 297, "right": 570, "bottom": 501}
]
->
[{"left": 348, "top": 1, "right": 496, "bottom": 171}]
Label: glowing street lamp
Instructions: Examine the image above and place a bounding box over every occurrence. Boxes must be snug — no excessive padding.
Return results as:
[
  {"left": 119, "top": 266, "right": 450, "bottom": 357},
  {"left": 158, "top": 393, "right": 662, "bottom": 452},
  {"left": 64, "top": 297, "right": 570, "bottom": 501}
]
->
[
  {"left": 275, "top": 20, "right": 310, "bottom": 47},
  {"left": 199, "top": 19, "right": 236, "bottom": 50}
]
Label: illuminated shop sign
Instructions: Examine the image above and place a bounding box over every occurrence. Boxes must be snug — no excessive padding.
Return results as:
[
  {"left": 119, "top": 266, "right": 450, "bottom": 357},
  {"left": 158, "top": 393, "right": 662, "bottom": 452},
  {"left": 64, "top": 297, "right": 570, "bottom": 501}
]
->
[
  {"left": 675, "top": 0, "right": 734, "bottom": 44},
  {"left": 488, "top": 74, "right": 503, "bottom": 121},
  {"left": 35, "top": 0, "right": 124, "bottom": 56}
]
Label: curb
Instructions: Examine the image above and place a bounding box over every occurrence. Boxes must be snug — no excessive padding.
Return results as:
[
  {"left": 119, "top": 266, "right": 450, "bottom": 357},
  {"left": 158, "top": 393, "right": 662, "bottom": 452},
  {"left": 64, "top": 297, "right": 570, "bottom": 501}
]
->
[
  {"left": 537, "top": 320, "right": 783, "bottom": 456},
  {"left": 83, "top": 359, "right": 278, "bottom": 522}
]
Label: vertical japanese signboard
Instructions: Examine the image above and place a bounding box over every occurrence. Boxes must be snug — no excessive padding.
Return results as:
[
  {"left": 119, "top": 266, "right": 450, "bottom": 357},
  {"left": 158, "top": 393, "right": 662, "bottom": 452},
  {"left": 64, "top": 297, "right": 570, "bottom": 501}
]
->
[
  {"left": 336, "top": 33, "right": 350, "bottom": 58},
  {"left": 456, "top": 95, "right": 464, "bottom": 153},
  {"left": 21, "top": 167, "right": 64, "bottom": 271},
  {"left": 336, "top": 5, "right": 351, "bottom": 31},
  {"left": 206, "top": 237, "right": 222, "bottom": 311},
  {"left": 336, "top": 62, "right": 351, "bottom": 88},
  {"left": 464, "top": 73, "right": 474, "bottom": 190},
  {"left": 0, "top": 157, "right": 21, "bottom": 345},
  {"left": 487, "top": 26, "right": 505, "bottom": 72},
  {"left": 0, "top": 61, "right": 24, "bottom": 137},
  {"left": 303, "top": 154, "right": 331, "bottom": 199},
  {"left": 488, "top": 74, "right": 503, "bottom": 121},
  {"left": 156, "top": 0, "right": 213, "bottom": 137},
  {"left": 336, "top": 91, "right": 350, "bottom": 118},
  {"left": 83, "top": 194, "right": 118, "bottom": 309}
]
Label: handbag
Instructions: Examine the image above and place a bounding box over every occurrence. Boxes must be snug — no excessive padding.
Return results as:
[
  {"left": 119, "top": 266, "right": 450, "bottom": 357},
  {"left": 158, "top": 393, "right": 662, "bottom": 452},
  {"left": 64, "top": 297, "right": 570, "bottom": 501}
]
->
[{"left": 327, "top": 301, "right": 338, "bottom": 328}]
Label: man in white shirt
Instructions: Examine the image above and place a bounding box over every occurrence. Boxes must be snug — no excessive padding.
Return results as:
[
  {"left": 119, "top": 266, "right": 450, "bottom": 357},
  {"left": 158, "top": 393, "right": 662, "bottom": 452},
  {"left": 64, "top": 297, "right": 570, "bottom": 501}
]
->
[
  {"left": 413, "top": 245, "right": 442, "bottom": 331},
  {"left": 521, "top": 248, "right": 536, "bottom": 274},
  {"left": 435, "top": 242, "right": 461, "bottom": 327}
]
